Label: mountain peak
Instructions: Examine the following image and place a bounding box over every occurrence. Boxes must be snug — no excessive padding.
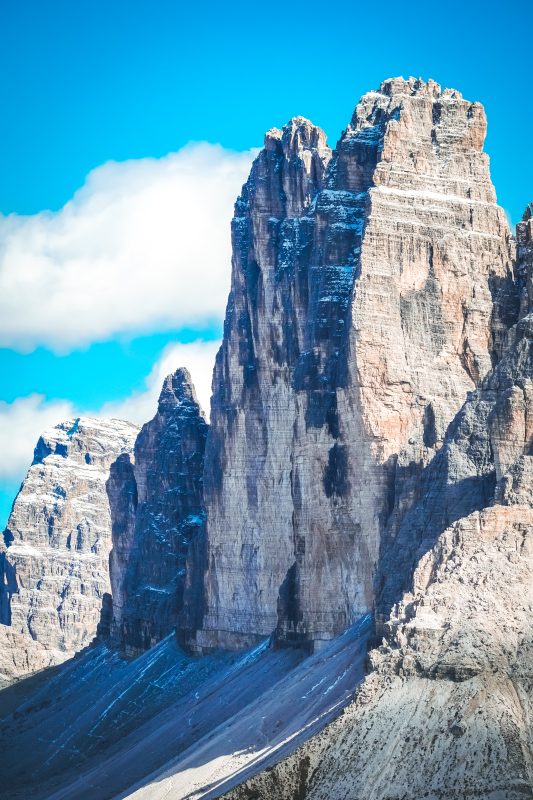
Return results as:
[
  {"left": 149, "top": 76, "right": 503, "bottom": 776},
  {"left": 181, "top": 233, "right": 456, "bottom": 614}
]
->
[
  {"left": 157, "top": 367, "right": 199, "bottom": 413},
  {"left": 378, "top": 75, "right": 463, "bottom": 100}
]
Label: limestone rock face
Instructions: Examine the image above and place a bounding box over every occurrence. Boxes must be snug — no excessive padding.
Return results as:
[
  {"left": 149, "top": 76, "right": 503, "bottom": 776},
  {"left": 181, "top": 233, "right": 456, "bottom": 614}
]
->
[
  {"left": 377, "top": 248, "right": 533, "bottom": 618},
  {"left": 223, "top": 221, "right": 533, "bottom": 797},
  {"left": 194, "top": 77, "right": 514, "bottom": 651},
  {"left": 0, "top": 417, "right": 138, "bottom": 681},
  {"left": 109, "top": 369, "right": 208, "bottom": 656}
]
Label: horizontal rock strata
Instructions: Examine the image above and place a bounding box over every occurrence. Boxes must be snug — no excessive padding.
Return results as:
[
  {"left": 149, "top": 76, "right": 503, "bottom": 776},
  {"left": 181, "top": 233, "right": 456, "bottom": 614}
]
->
[{"left": 223, "top": 224, "right": 533, "bottom": 793}]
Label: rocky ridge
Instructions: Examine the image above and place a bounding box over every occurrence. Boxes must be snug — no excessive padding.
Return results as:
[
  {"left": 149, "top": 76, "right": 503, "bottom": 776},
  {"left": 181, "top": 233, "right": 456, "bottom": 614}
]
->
[{"left": 0, "top": 417, "right": 138, "bottom": 684}]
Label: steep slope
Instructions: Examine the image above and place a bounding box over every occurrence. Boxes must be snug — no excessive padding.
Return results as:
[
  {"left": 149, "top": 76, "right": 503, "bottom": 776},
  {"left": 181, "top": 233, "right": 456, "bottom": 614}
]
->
[
  {"left": 109, "top": 368, "right": 208, "bottom": 655},
  {"left": 0, "top": 417, "right": 138, "bottom": 684},
  {"left": 0, "top": 618, "right": 369, "bottom": 800},
  {"left": 194, "top": 77, "right": 514, "bottom": 652}
]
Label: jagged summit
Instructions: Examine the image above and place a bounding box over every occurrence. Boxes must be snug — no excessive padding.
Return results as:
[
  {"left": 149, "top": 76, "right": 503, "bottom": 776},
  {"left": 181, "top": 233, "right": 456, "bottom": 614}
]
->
[
  {"left": 264, "top": 116, "right": 329, "bottom": 154},
  {"left": 32, "top": 415, "right": 138, "bottom": 467},
  {"left": 240, "top": 116, "right": 331, "bottom": 220},
  {"left": 109, "top": 366, "right": 208, "bottom": 656},
  {"left": 157, "top": 367, "right": 201, "bottom": 413},
  {"left": 378, "top": 75, "right": 463, "bottom": 99}
]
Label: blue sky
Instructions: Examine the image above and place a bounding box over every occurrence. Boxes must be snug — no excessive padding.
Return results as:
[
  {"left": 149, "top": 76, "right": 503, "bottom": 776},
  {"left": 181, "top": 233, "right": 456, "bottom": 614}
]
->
[{"left": 0, "top": 0, "right": 531, "bottom": 527}]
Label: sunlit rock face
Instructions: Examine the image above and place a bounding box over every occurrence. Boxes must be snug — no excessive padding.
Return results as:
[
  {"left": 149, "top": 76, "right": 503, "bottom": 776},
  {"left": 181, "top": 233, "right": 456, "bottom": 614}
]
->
[
  {"left": 222, "top": 210, "right": 533, "bottom": 800},
  {"left": 377, "top": 239, "right": 533, "bottom": 618},
  {"left": 0, "top": 417, "right": 138, "bottom": 683},
  {"left": 109, "top": 368, "right": 208, "bottom": 656},
  {"left": 192, "top": 77, "right": 515, "bottom": 652}
]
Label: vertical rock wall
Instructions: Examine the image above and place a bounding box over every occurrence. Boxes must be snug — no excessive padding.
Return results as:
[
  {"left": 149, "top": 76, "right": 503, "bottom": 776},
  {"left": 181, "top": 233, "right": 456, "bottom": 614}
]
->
[
  {"left": 195, "top": 78, "right": 515, "bottom": 651},
  {"left": 517, "top": 202, "right": 533, "bottom": 317}
]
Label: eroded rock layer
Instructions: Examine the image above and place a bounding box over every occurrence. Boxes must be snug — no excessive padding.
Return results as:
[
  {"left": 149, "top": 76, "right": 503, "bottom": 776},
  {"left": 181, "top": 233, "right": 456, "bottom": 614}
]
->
[
  {"left": 0, "top": 417, "right": 138, "bottom": 682},
  {"left": 109, "top": 369, "right": 208, "bottom": 655},
  {"left": 194, "top": 77, "right": 514, "bottom": 651}
]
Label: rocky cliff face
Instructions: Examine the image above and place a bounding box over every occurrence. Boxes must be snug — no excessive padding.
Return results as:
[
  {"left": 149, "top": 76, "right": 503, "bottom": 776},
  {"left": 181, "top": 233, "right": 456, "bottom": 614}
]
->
[
  {"left": 517, "top": 203, "right": 533, "bottom": 317},
  {"left": 109, "top": 369, "right": 208, "bottom": 656},
  {"left": 194, "top": 77, "right": 514, "bottom": 652},
  {"left": 226, "top": 508, "right": 533, "bottom": 800},
  {"left": 223, "top": 209, "right": 533, "bottom": 800},
  {"left": 0, "top": 417, "right": 138, "bottom": 683},
  {"left": 376, "top": 201, "right": 533, "bottom": 618}
]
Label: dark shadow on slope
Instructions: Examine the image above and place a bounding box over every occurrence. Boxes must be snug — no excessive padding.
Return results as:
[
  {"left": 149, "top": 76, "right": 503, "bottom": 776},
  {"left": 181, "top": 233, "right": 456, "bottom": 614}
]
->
[
  {"left": 37, "top": 617, "right": 371, "bottom": 800},
  {"left": 0, "top": 636, "right": 238, "bottom": 800},
  {"left": 0, "top": 657, "right": 65, "bottom": 720}
]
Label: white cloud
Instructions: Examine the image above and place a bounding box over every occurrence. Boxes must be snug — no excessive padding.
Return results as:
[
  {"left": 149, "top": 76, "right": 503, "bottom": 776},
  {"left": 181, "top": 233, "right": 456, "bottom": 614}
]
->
[
  {"left": 100, "top": 339, "right": 221, "bottom": 423},
  {"left": 0, "top": 395, "right": 75, "bottom": 480},
  {"left": 0, "top": 142, "right": 243, "bottom": 490},
  {"left": 0, "top": 340, "right": 220, "bottom": 486},
  {"left": 0, "top": 143, "right": 256, "bottom": 353}
]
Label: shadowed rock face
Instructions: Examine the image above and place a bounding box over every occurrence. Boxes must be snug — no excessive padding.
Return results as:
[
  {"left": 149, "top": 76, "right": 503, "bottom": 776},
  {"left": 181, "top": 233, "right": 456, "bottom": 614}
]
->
[
  {"left": 109, "top": 368, "right": 208, "bottom": 656},
  {"left": 0, "top": 417, "right": 138, "bottom": 683},
  {"left": 193, "top": 77, "right": 515, "bottom": 652},
  {"left": 517, "top": 202, "right": 533, "bottom": 317}
]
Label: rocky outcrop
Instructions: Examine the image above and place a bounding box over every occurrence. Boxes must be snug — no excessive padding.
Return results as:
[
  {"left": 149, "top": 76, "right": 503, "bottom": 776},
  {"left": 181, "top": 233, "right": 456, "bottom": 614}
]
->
[
  {"left": 109, "top": 369, "right": 208, "bottom": 656},
  {"left": 0, "top": 626, "right": 58, "bottom": 689},
  {"left": 0, "top": 417, "right": 138, "bottom": 682},
  {"left": 193, "top": 77, "right": 514, "bottom": 652},
  {"left": 376, "top": 204, "right": 533, "bottom": 617}
]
